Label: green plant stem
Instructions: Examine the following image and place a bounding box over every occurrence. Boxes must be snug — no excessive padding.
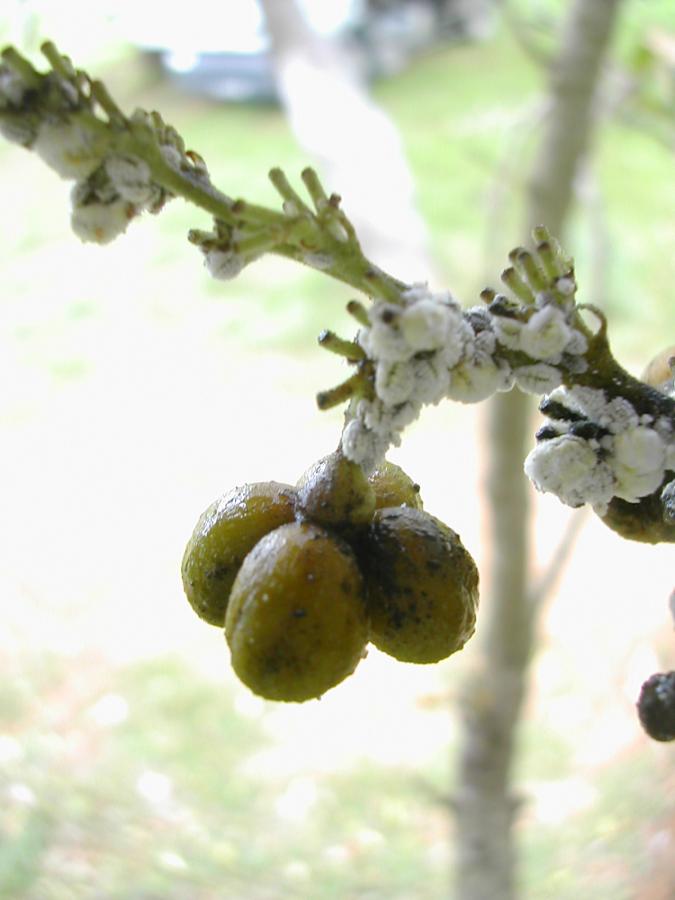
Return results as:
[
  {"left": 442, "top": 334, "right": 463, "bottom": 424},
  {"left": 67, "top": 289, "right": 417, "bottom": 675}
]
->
[
  {"left": 2, "top": 41, "right": 672, "bottom": 428},
  {"left": 88, "top": 114, "right": 407, "bottom": 302},
  {"left": 1, "top": 47, "right": 41, "bottom": 87},
  {"left": 571, "top": 321, "right": 675, "bottom": 419}
]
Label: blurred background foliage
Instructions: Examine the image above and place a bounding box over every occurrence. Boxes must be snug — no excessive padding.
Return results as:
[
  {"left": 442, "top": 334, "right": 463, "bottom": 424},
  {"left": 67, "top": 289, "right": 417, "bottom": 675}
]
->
[{"left": 0, "top": 1, "right": 674, "bottom": 898}]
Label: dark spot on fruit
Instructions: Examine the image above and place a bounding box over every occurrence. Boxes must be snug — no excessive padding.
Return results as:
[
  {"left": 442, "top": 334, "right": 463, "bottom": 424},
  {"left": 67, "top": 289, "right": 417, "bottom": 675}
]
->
[
  {"left": 262, "top": 642, "right": 296, "bottom": 676},
  {"left": 206, "top": 564, "right": 233, "bottom": 581},
  {"left": 389, "top": 607, "right": 406, "bottom": 629}
]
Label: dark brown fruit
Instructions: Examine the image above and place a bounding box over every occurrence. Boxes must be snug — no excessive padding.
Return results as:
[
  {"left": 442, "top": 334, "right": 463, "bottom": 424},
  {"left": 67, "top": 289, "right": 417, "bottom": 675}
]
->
[
  {"left": 637, "top": 672, "right": 675, "bottom": 742},
  {"left": 181, "top": 482, "right": 297, "bottom": 626},
  {"left": 358, "top": 507, "right": 478, "bottom": 664},
  {"left": 225, "top": 522, "right": 369, "bottom": 702}
]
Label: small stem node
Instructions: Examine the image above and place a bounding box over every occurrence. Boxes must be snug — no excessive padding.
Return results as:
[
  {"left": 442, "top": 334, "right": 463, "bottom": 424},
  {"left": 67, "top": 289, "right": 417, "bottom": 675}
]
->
[
  {"left": 301, "top": 167, "right": 329, "bottom": 211},
  {"left": 516, "top": 250, "right": 548, "bottom": 291},
  {"left": 316, "top": 371, "right": 368, "bottom": 410},
  {"left": 346, "top": 299, "right": 371, "bottom": 326},
  {"left": 40, "top": 41, "right": 74, "bottom": 79},
  {"left": 318, "top": 330, "right": 365, "bottom": 360},
  {"left": 269, "top": 167, "right": 312, "bottom": 215},
  {"left": 90, "top": 79, "right": 125, "bottom": 123},
  {"left": 501, "top": 266, "right": 533, "bottom": 304},
  {"left": 1, "top": 47, "right": 41, "bottom": 87}
]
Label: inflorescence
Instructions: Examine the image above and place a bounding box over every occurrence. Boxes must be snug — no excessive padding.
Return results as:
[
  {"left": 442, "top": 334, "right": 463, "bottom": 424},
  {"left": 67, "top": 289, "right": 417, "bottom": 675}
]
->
[
  {"left": 337, "top": 234, "right": 674, "bottom": 533},
  {"left": 0, "top": 44, "right": 189, "bottom": 241},
  {"left": 526, "top": 384, "right": 675, "bottom": 515},
  {"left": 1, "top": 42, "right": 673, "bottom": 542},
  {"left": 340, "top": 255, "right": 591, "bottom": 472}
]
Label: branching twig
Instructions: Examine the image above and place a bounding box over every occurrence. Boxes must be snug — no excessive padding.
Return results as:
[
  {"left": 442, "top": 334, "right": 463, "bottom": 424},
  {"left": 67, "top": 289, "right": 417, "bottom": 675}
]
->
[{"left": 0, "top": 40, "right": 673, "bottom": 544}]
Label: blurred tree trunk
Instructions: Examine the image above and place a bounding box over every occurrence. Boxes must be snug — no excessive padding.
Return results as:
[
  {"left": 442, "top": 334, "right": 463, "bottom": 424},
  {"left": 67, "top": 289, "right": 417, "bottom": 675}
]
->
[
  {"left": 259, "top": 0, "right": 434, "bottom": 283},
  {"left": 453, "top": 1, "right": 624, "bottom": 898}
]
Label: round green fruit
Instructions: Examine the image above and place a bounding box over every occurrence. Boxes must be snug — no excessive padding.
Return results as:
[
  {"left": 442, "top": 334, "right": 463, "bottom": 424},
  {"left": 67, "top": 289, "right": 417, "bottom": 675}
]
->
[
  {"left": 181, "top": 482, "right": 298, "bottom": 626},
  {"left": 296, "top": 449, "right": 375, "bottom": 529},
  {"left": 225, "top": 521, "right": 369, "bottom": 702},
  {"left": 358, "top": 507, "right": 478, "bottom": 664},
  {"left": 368, "top": 460, "right": 423, "bottom": 510}
]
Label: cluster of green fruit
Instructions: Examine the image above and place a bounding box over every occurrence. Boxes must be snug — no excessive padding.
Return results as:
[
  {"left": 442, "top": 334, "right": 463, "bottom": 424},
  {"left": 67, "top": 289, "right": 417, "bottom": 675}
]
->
[{"left": 181, "top": 451, "right": 479, "bottom": 702}]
